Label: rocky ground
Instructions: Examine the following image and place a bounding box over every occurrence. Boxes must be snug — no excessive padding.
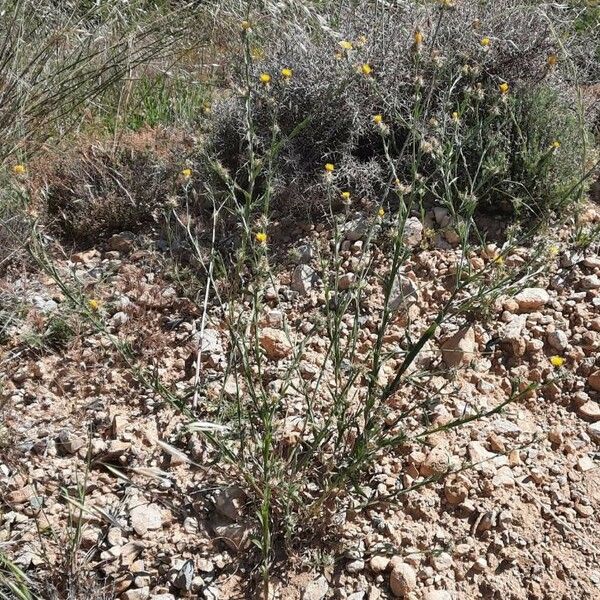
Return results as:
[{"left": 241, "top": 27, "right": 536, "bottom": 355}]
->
[{"left": 1, "top": 202, "right": 600, "bottom": 600}]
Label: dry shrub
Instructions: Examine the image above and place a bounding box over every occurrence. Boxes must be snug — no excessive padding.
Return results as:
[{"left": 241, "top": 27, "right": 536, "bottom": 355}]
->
[
  {"left": 208, "top": 0, "right": 594, "bottom": 220},
  {"left": 42, "top": 129, "right": 193, "bottom": 246}
]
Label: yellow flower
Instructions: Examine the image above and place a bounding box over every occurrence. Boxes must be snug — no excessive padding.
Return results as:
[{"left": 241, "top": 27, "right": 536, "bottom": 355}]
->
[
  {"left": 324, "top": 163, "right": 335, "bottom": 173},
  {"left": 551, "top": 140, "right": 561, "bottom": 150},
  {"left": 361, "top": 63, "right": 373, "bottom": 76},
  {"left": 550, "top": 355, "right": 565, "bottom": 368},
  {"left": 549, "top": 245, "right": 560, "bottom": 256},
  {"left": 339, "top": 40, "right": 353, "bottom": 51},
  {"left": 341, "top": 191, "right": 351, "bottom": 202},
  {"left": 255, "top": 232, "right": 267, "bottom": 244},
  {"left": 12, "top": 164, "right": 26, "bottom": 175},
  {"left": 181, "top": 168, "right": 192, "bottom": 179},
  {"left": 494, "top": 255, "right": 505, "bottom": 266},
  {"left": 499, "top": 82, "right": 510, "bottom": 95},
  {"left": 451, "top": 111, "right": 460, "bottom": 122},
  {"left": 440, "top": 0, "right": 455, "bottom": 7},
  {"left": 547, "top": 53, "right": 558, "bottom": 67},
  {"left": 378, "top": 207, "right": 385, "bottom": 218},
  {"left": 480, "top": 37, "right": 491, "bottom": 47},
  {"left": 88, "top": 299, "right": 101, "bottom": 312},
  {"left": 251, "top": 46, "right": 265, "bottom": 60},
  {"left": 241, "top": 20, "right": 251, "bottom": 31},
  {"left": 373, "top": 114, "right": 383, "bottom": 125},
  {"left": 414, "top": 30, "right": 424, "bottom": 46},
  {"left": 259, "top": 72, "right": 271, "bottom": 84},
  {"left": 281, "top": 67, "right": 293, "bottom": 79}
]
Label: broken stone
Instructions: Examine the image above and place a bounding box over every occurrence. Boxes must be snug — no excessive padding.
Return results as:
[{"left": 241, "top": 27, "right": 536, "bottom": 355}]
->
[
  {"left": 291, "top": 265, "right": 316, "bottom": 296},
  {"left": 441, "top": 327, "right": 476, "bottom": 368},
  {"left": 259, "top": 328, "right": 292, "bottom": 360},
  {"left": 389, "top": 562, "right": 416, "bottom": 597}
]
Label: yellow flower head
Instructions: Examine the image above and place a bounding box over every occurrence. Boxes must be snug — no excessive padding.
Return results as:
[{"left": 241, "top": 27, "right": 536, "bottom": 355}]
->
[
  {"left": 281, "top": 67, "right": 293, "bottom": 79},
  {"left": 551, "top": 140, "right": 561, "bottom": 150},
  {"left": 181, "top": 168, "right": 192, "bottom": 179},
  {"left": 549, "top": 245, "right": 560, "bottom": 257},
  {"left": 550, "top": 355, "right": 565, "bottom": 368},
  {"left": 414, "top": 30, "right": 424, "bottom": 46},
  {"left": 255, "top": 232, "right": 267, "bottom": 244},
  {"left": 451, "top": 111, "right": 460, "bottom": 122},
  {"left": 12, "top": 164, "right": 26, "bottom": 175},
  {"left": 259, "top": 72, "right": 271, "bottom": 85},
  {"left": 440, "top": 0, "right": 455, "bottom": 7},
  {"left": 241, "top": 20, "right": 251, "bottom": 31},
  {"left": 499, "top": 82, "right": 510, "bottom": 95},
  {"left": 373, "top": 114, "right": 383, "bottom": 125},
  {"left": 361, "top": 63, "right": 373, "bottom": 76},
  {"left": 339, "top": 40, "right": 353, "bottom": 51},
  {"left": 547, "top": 53, "right": 558, "bottom": 67},
  {"left": 88, "top": 299, "right": 101, "bottom": 312},
  {"left": 324, "top": 163, "right": 335, "bottom": 173},
  {"left": 251, "top": 46, "right": 265, "bottom": 60},
  {"left": 378, "top": 207, "right": 385, "bottom": 218},
  {"left": 341, "top": 191, "right": 351, "bottom": 202},
  {"left": 480, "top": 37, "right": 491, "bottom": 47},
  {"left": 494, "top": 255, "right": 505, "bottom": 266}
]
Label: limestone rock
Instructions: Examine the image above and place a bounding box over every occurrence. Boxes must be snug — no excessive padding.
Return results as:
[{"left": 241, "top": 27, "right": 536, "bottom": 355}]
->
[{"left": 514, "top": 288, "right": 549, "bottom": 312}]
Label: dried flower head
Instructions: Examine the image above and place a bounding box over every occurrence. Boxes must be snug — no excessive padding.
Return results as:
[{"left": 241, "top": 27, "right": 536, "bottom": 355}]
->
[
  {"left": 414, "top": 30, "right": 424, "bottom": 46},
  {"left": 241, "top": 20, "right": 251, "bottom": 31},
  {"left": 547, "top": 54, "right": 558, "bottom": 67}
]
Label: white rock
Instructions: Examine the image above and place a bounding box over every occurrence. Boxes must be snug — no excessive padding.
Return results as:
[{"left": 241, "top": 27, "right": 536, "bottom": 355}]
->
[
  {"left": 588, "top": 370, "right": 600, "bottom": 392},
  {"left": 423, "top": 592, "right": 452, "bottom": 600},
  {"left": 130, "top": 503, "right": 163, "bottom": 536},
  {"left": 303, "top": 575, "right": 329, "bottom": 600},
  {"left": 403, "top": 217, "right": 423, "bottom": 248},
  {"left": 514, "top": 288, "right": 549, "bottom": 312},
  {"left": 577, "top": 401, "right": 600, "bottom": 422},
  {"left": 291, "top": 265, "right": 316, "bottom": 296},
  {"left": 547, "top": 330, "right": 568, "bottom": 351},
  {"left": 588, "top": 422, "right": 600, "bottom": 444},
  {"left": 389, "top": 274, "right": 419, "bottom": 312}
]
